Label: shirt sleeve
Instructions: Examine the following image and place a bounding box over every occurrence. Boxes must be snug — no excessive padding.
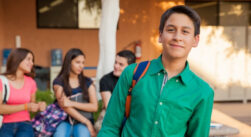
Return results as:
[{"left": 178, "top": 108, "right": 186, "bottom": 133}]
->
[
  {"left": 31, "top": 79, "right": 37, "bottom": 94},
  {"left": 85, "top": 77, "right": 93, "bottom": 89},
  {"left": 97, "top": 64, "right": 136, "bottom": 137},
  {"left": 53, "top": 77, "right": 64, "bottom": 87},
  {"left": 186, "top": 88, "right": 214, "bottom": 137},
  {"left": 99, "top": 75, "right": 111, "bottom": 92}
]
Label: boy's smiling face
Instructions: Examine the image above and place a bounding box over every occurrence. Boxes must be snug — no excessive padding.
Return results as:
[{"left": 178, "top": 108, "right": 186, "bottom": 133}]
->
[{"left": 159, "top": 13, "right": 199, "bottom": 60}]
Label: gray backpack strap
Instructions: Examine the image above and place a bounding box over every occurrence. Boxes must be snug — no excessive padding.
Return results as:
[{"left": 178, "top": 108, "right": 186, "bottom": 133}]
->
[{"left": 0, "top": 75, "right": 10, "bottom": 104}]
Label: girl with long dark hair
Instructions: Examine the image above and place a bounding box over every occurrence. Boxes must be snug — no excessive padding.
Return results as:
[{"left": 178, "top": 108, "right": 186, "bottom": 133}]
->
[
  {"left": 53, "top": 48, "right": 98, "bottom": 137},
  {"left": 0, "top": 48, "right": 46, "bottom": 137}
]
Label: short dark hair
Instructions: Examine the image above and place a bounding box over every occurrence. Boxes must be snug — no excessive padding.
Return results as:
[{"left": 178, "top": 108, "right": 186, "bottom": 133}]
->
[
  {"left": 117, "top": 50, "right": 136, "bottom": 65},
  {"left": 159, "top": 5, "right": 201, "bottom": 36}
]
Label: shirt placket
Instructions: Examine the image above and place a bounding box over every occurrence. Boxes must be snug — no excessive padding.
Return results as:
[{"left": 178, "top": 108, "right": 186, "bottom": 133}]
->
[{"left": 151, "top": 71, "right": 168, "bottom": 137}]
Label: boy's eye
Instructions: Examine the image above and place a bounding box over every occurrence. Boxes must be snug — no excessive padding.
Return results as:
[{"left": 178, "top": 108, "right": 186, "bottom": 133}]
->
[
  {"left": 167, "top": 28, "right": 175, "bottom": 32},
  {"left": 183, "top": 30, "right": 189, "bottom": 34}
]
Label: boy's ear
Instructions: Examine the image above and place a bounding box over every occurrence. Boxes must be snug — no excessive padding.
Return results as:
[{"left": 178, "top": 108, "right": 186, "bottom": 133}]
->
[
  {"left": 158, "top": 33, "right": 162, "bottom": 43},
  {"left": 192, "top": 35, "right": 200, "bottom": 47}
]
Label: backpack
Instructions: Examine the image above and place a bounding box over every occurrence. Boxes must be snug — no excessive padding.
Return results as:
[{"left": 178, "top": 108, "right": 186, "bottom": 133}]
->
[
  {"left": 32, "top": 102, "right": 67, "bottom": 137},
  {"left": 94, "top": 61, "right": 151, "bottom": 133},
  {"left": 0, "top": 75, "right": 10, "bottom": 128},
  {"left": 120, "top": 61, "right": 150, "bottom": 134}
]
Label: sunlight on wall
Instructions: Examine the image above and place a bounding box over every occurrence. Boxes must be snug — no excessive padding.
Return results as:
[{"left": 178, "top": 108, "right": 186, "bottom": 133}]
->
[
  {"left": 188, "top": 26, "right": 251, "bottom": 101},
  {"left": 79, "top": 0, "right": 101, "bottom": 28},
  {"left": 155, "top": 1, "right": 184, "bottom": 11},
  {"left": 150, "top": 32, "right": 162, "bottom": 55},
  {"left": 220, "top": 4, "right": 244, "bottom": 16}
]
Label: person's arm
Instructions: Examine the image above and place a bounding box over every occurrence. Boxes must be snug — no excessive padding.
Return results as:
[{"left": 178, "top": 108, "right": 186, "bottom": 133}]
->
[
  {"left": 99, "top": 76, "right": 112, "bottom": 109},
  {"left": 31, "top": 92, "right": 46, "bottom": 112},
  {"left": 97, "top": 64, "right": 136, "bottom": 137},
  {"left": 30, "top": 79, "right": 46, "bottom": 112},
  {"left": 0, "top": 91, "right": 29, "bottom": 114},
  {"left": 186, "top": 89, "right": 214, "bottom": 137},
  {"left": 101, "top": 91, "right": 111, "bottom": 109},
  {"left": 0, "top": 92, "right": 39, "bottom": 114},
  {"left": 31, "top": 93, "right": 36, "bottom": 103},
  {"left": 53, "top": 85, "right": 94, "bottom": 121},
  {"left": 53, "top": 85, "right": 96, "bottom": 136},
  {"left": 0, "top": 78, "right": 40, "bottom": 114},
  {"left": 69, "top": 84, "right": 98, "bottom": 112}
]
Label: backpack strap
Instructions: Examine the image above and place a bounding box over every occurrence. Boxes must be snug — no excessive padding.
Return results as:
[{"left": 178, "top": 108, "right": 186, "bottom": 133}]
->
[
  {"left": 0, "top": 75, "right": 10, "bottom": 104},
  {"left": 125, "top": 61, "right": 150, "bottom": 118}
]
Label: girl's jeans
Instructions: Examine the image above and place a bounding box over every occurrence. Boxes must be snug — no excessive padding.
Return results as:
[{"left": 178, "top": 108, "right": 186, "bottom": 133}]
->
[
  {"left": 0, "top": 121, "right": 34, "bottom": 137},
  {"left": 53, "top": 121, "right": 90, "bottom": 137}
]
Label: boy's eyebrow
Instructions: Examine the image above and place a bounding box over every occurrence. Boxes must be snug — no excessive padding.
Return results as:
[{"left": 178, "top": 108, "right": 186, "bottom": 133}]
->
[
  {"left": 166, "top": 24, "right": 192, "bottom": 30},
  {"left": 183, "top": 26, "right": 192, "bottom": 30}
]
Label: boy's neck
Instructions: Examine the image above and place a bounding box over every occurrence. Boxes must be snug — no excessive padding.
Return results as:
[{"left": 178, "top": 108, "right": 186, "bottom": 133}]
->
[{"left": 161, "top": 54, "right": 186, "bottom": 79}]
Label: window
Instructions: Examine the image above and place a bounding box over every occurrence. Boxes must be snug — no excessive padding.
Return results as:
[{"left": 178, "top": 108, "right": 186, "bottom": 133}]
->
[
  {"left": 37, "top": 0, "right": 101, "bottom": 29},
  {"left": 185, "top": 0, "right": 251, "bottom": 26}
]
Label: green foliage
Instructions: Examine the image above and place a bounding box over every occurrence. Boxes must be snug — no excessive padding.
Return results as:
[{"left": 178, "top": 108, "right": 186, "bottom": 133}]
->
[
  {"left": 94, "top": 100, "right": 103, "bottom": 122},
  {"left": 30, "top": 90, "right": 55, "bottom": 118},
  {"left": 36, "top": 90, "right": 55, "bottom": 105}
]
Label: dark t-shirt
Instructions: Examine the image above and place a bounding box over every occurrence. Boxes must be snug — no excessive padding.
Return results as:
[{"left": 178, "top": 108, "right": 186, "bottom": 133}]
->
[
  {"left": 53, "top": 76, "right": 94, "bottom": 123},
  {"left": 99, "top": 71, "right": 119, "bottom": 94},
  {"left": 53, "top": 76, "right": 92, "bottom": 96}
]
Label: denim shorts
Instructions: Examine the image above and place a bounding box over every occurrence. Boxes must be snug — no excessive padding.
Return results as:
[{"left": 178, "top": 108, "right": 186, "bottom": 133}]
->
[{"left": 0, "top": 121, "right": 34, "bottom": 137}]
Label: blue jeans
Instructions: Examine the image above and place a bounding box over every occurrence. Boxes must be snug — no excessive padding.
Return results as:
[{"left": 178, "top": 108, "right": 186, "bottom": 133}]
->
[
  {"left": 53, "top": 121, "right": 90, "bottom": 137},
  {"left": 0, "top": 121, "right": 34, "bottom": 137}
]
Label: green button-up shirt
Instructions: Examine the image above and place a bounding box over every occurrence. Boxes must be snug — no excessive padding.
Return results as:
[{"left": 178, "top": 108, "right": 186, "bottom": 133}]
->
[{"left": 98, "top": 56, "right": 214, "bottom": 137}]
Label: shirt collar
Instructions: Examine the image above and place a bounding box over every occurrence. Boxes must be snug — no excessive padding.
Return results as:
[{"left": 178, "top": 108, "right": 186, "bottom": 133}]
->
[
  {"left": 149, "top": 55, "right": 192, "bottom": 85},
  {"left": 148, "top": 55, "right": 165, "bottom": 75},
  {"left": 176, "top": 61, "right": 192, "bottom": 85}
]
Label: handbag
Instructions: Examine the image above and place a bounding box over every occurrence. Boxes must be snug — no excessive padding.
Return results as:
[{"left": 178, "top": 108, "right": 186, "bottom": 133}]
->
[
  {"left": 31, "top": 102, "right": 67, "bottom": 137},
  {"left": 69, "top": 93, "right": 93, "bottom": 125},
  {"left": 0, "top": 75, "right": 10, "bottom": 128}
]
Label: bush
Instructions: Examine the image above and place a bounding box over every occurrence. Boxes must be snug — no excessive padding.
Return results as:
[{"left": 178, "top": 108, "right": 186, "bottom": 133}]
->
[
  {"left": 35, "top": 90, "right": 55, "bottom": 105},
  {"left": 94, "top": 100, "right": 103, "bottom": 122},
  {"left": 31, "top": 90, "right": 55, "bottom": 118}
]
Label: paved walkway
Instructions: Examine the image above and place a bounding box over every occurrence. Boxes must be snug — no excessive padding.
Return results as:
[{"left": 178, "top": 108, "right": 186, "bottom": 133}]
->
[{"left": 212, "top": 102, "right": 251, "bottom": 137}]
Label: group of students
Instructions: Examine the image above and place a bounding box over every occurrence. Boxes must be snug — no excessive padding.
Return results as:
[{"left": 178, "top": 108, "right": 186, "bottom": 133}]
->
[
  {"left": 0, "top": 48, "right": 98, "bottom": 137},
  {"left": 0, "top": 46, "right": 133, "bottom": 137},
  {"left": 0, "top": 5, "right": 215, "bottom": 137}
]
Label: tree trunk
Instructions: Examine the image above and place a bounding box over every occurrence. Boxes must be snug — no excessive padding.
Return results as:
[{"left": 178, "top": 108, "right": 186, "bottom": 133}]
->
[{"left": 96, "top": 0, "right": 120, "bottom": 93}]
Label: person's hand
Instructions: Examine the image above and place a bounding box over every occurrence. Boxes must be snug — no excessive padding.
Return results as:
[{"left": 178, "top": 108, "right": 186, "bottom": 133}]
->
[
  {"left": 86, "top": 121, "right": 96, "bottom": 137},
  {"left": 38, "top": 101, "right": 46, "bottom": 111},
  {"left": 27, "top": 103, "right": 39, "bottom": 112},
  {"left": 58, "top": 96, "right": 72, "bottom": 108}
]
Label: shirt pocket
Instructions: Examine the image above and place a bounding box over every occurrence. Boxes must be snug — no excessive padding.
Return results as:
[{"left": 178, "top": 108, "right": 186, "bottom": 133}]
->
[{"left": 161, "top": 99, "right": 193, "bottom": 132}]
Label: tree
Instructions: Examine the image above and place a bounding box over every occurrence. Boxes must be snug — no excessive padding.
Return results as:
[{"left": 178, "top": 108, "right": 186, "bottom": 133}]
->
[{"left": 95, "top": 0, "right": 120, "bottom": 92}]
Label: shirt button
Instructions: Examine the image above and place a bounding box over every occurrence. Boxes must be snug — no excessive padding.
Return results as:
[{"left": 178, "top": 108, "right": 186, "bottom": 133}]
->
[
  {"left": 176, "top": 79, "right": 179, "bottom": 82},
  {"left": 159, "top": 102, "right": 163, "bottom": 105},
  {"left": 158, "top": 73, "right": 160, "bottom": 76},
  {"left": 155, "top": 121, "right": 158, "bottom": 124}
]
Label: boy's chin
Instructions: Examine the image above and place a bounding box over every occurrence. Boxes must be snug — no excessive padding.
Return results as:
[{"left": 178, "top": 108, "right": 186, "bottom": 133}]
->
[{"left": 113, "top": 71, "right": 121, "bottom": 77}]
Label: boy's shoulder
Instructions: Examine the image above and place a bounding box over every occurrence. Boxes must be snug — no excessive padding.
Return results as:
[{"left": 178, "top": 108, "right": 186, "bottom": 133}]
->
[{"left": 189, "top": 71, "right": 214, "bottom": 96}]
